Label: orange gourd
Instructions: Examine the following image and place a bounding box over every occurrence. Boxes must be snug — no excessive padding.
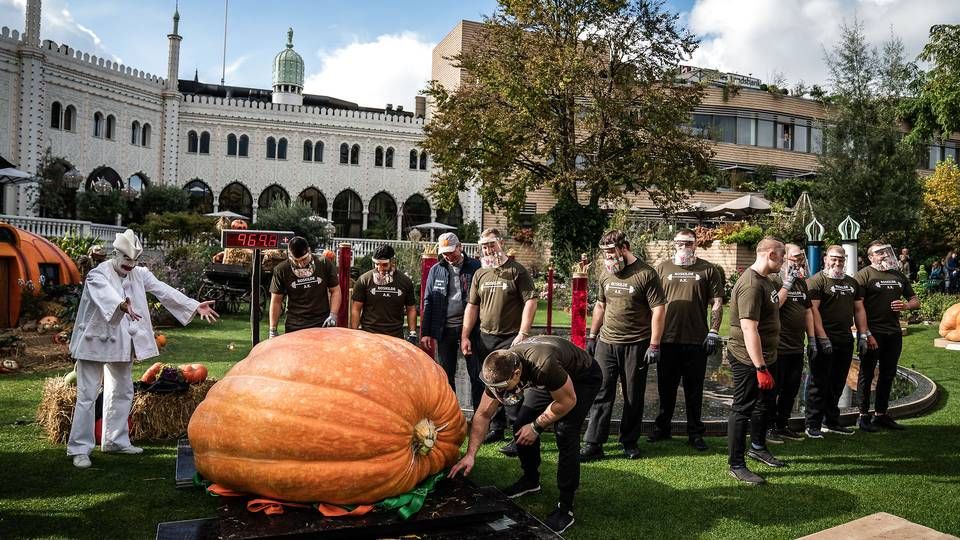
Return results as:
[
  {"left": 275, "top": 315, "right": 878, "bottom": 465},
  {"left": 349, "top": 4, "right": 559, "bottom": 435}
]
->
[
  {"left": 939, "top": 303, "right": 960, "bottom": 341},
  {"left": 230, "top": 219, "right": 248, "bottom": 230},
  {"left": 187, "top": 328, "right": 466, "bottom": 504},
  {"left": 179, "top": 363, "right": 208, "bottom": 384},
  {"left": 155, "top": 334, "right": 167, "bottom": 348},
  {"left": 140, "top": 362, "right": 165, "bottom": 383}
]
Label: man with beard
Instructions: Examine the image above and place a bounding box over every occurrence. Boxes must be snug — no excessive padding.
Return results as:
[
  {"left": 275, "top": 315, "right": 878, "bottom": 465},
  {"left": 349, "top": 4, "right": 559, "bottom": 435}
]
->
[
  {"left": 269, "top": 236, "right": 341, "bottom": 337},
  {"left": 650, "top": 229, "right": 724, "bottom": 451},
  {"left": 580, "top": 229, "right": 665, "bottom": 461},
  {"left": 461, "top": 228, "right": 539, "bottom": 448},
  {"left": 766, "top": 244, "right": 816, "bottom": 444},
  {"left": 351, "top": 244, "right": 418, "bottom": 343},
  {"left": 854, "top": 241, "right": 919, "bottom": 431},
  {"left": 727, "top": 237, "right": 784, "bottom": 485},
  {"left": 805, "top": 245, "right": 867, "bottom": 438}
]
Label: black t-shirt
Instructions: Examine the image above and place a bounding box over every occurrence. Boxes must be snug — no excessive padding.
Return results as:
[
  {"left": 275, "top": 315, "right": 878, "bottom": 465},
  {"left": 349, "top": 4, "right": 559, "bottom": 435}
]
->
[
  {"left": 855, "top": 266, "right": 915, "bottom": 335},
  {"left": 511, "top": 335, "right": 594, "bottom": 390},
  {"left": 270, "top": 255, "right": 339, "bottom": 331},
  {"left": 806, "top": 272, "right": 862, "bottom": 343},
  {"left": 351, "top": 270, "right": 416, "bottom": 337}
]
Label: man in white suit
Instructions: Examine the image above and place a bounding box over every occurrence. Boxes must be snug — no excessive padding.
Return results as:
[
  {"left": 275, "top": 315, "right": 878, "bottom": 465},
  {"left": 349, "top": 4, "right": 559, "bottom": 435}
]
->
[{"left": 67, "top": 229, "right": 219, "bottom": 469}]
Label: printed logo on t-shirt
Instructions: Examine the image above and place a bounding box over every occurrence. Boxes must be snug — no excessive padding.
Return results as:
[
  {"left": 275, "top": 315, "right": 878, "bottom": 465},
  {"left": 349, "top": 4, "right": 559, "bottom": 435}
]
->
[
  {"left": 665, "top": 271, "right": 702, "bottom": 283},
  {"left": 872, "top": 279, "right": 903, "bottom": 291},
  {"left": 786, "top": 290, "right": 807, "bottom": 302},
  {"left": 481, "top": 281, "right": 509, "bottom": 292},
  {"left": 828, "top": 284, "right": 857, "bottom": 296},
  {"left": 290, "top": 276, "right": 322, "bottom": 290},
  {"left": 370, "top": 285, "right": 404, "bottom": 297},
  {"left": 605, "top": 282, "right": 636, "bottom": 295}
]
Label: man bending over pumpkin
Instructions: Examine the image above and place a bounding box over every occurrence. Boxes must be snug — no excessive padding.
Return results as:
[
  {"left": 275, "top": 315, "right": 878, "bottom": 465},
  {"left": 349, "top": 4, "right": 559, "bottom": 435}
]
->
[
  {"left": 67, "top": 230, "right": 220, "bottom": 469},
  {"left": 449, "top": 335, "right": 602, "bottom": 535}
]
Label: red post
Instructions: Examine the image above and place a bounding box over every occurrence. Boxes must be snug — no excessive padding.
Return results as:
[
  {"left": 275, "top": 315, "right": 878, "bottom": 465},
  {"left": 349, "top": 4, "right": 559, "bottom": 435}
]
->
[
  {"left": 546, "top": 266, "right": 555, "bottom": 335},
  {"left": 336, "top": 242, "right": 352, "bottom": 327},
  {"left": 570, "top": 255, "right": 590, "bottom": 349},
  {"left": 419, "top": 247, "right": 438, "bottom": 356}
]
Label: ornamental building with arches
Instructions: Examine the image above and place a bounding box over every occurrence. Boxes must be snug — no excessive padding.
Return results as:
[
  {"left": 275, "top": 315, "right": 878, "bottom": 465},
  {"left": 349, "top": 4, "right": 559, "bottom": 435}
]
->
[{"left": 0, "top": 1, "right": 482, "bottom": 239}]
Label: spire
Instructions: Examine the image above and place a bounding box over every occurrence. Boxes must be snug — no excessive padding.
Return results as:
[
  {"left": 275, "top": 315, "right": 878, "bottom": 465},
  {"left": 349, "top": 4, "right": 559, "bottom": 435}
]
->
[
  {"left": 287, "top": 27, "right": 294, "bottom": 49},
  {"left": 194, "top": 68, "right": 198, "bottom": 82},
  {"left": 172, "top": 1, "right": 180, "bottom": 35}
]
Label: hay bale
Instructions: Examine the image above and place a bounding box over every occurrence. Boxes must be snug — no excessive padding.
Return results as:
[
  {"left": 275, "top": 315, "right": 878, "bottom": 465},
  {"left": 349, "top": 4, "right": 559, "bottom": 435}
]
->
[{"left": 36, "top": 376, "right": 217, "bottom": 444}]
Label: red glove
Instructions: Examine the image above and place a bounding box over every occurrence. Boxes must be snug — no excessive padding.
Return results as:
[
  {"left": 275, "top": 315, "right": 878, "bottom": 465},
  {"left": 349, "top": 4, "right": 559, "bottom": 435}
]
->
[{"left": 756, "top": 367, "right": 775, "bottom": 390}]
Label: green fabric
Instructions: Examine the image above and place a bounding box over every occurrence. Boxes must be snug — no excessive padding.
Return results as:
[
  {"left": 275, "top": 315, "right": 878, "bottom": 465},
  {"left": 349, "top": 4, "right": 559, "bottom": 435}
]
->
[{"left": 375, "top": 472, "right": 445, "bottom": 520}]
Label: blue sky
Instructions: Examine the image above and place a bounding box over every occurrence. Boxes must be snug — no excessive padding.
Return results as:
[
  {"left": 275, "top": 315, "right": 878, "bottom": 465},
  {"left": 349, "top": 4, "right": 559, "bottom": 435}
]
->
[{"left": 1, "top": 0, "right": 955, "bottom": 111}]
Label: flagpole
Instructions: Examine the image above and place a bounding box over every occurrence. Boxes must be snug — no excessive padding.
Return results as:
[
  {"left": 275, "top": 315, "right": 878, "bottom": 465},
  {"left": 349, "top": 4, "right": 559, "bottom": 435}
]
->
[{"left": 220, "top": 0, "right": 229, "bottom": 86}]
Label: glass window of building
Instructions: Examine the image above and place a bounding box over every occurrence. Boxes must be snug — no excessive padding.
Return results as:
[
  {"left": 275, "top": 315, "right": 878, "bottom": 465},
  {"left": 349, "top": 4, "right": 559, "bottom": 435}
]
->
[
  {"left": 811, "top": 127, "right": 823, "bottom": 154},
  {"left": 737, "top": 117, "right": 756, "bottom": 146},
  {"left": 945, "top": 144, "right": 957, "bottom": 163},
  {"left": 757, "top": 120, "right": 774, "bottom": 148},
  {"left": 794, "top": 125, "right": 809, "bottom": 153},
  {"left": 776, "top": 123, "right": 793, "bottom": 150},
  {"left": 691, "top": 114, "right": 712, "bottom": 138},
  {"left": 929, "top": 145, "right": 942, "bottom": 169},
  {"left": 713, "top": 115, "right": 736, "bottom": 144}
]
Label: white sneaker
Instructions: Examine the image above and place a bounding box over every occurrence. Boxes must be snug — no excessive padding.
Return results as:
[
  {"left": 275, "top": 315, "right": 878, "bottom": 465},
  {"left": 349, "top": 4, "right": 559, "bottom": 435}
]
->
[
  {"left": 73, "top": 454, "right": 92, "bottom": 468},
  {"left": 102, "top": 444, "right": 143, "bottom": 454}
]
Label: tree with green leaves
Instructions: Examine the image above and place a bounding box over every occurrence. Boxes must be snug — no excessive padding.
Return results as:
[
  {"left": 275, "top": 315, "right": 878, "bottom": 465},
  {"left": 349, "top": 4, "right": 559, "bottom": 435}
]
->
[
  {"left": 918, "top": 160, "right": 960, "bottom": 258},
  {"left": 255, "top": 201, "right": 333, "bottom": 249},
  {"left": 422, "top": 0, "right": 713, "bottom": 273},
  {"left": 902, "top": 24, "right": 960, "bottom": 144},
  {"left": 812, "top": 22, "right": 922, "bottom": 247}
]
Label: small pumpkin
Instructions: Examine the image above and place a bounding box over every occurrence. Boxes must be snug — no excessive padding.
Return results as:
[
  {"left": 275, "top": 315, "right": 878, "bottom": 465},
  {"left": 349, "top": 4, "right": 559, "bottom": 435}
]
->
[
  {"left": 179, "top": 363, "right": 208, "bottom": 384},
  {"left": 39, "top": 315, "right": 60, "bottom": 327},
  {"left": 188, "top": 328, "right": 466, "bottom": 504},
  {"left": 155, "top": 334, "right": 167, "bottom": 348},
  {"left": 230, "top": 219, "right": 248, "bottom": 230},
  {"left": 140, "top": 361, "right": 165, "bottom": 383}
]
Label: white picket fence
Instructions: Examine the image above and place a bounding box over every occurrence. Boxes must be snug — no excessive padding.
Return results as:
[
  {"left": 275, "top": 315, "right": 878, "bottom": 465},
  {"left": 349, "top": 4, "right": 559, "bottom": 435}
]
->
[{"left": 0, "top": 214, "right": 126, "bottom": 242}]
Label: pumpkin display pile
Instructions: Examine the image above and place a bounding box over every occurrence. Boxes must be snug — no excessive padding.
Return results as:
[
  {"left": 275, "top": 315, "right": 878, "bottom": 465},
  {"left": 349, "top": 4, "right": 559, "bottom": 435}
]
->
[
  {"left": 141, "top": 362, "right": 209, "bottom": 384},
  {"left": 188, "top": 328, "right": 466, "bottom": 505},
  {"left": 939, "top": 303, "right": 960, "bottom": 341}
]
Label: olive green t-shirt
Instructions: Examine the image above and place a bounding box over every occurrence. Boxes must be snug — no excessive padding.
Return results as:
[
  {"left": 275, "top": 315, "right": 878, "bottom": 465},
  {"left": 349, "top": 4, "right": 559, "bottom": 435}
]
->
[
  {"left": 854, "top": 266, "right": 915, "bottom": 335},
  {"left": 806, "top": 272, "right": 862, "bottom": 343},
  {"left": 728, "top": 268, "right": 781, "bottom": 366},
  {"left": 597, "top": 259, "right": 666, "bottom": 344},
  {"left": 270, "top": 255, "right": 339, "bottom": 331},
  {"left": 467, "top": 260, "right": 538, "bottom": 336},
  {"left": 770, "top": 274, "right": 811, "bottom": 354},
  {"left": 351, "top": 270, "right": 416, "bottom": 338},
  {"left": 656, "top": 258, "right": 725, "bottom": 344},
  {"left": 512, "top": 335, "right": 594, "bottom": 390}
]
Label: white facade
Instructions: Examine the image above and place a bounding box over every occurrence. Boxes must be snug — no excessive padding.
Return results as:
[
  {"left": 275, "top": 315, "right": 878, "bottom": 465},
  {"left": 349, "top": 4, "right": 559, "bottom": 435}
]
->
[{"left": 0, "top": 1, "right": 481, "bottom": 238}]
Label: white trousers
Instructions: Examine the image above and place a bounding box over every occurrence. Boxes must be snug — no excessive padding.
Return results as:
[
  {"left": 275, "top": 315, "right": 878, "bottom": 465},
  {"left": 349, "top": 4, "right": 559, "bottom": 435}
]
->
[{"left": 66, "top": 359, "right": 134, "bottom": 456}]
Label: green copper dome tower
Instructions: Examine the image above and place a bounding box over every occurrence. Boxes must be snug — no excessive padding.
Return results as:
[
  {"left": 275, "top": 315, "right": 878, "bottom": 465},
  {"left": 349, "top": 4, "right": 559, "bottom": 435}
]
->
[{"left": 272, "top": 28, "right": 304, "bottom": 105}]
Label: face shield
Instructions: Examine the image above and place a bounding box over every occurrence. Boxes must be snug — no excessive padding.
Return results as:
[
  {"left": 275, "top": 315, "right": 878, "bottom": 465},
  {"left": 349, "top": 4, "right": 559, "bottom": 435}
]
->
[
  {"left": 673, "top": 236, "right": 697, "bottom": 266},
  {"left": 869, "top": 245, "right": 898, "bottom": 272},
  {"left": 372, "top": 259, "right": 394, "bottom": 285},
  {"left": 288, "top": 251, "right": 315, "bottom": 278},
  {"left": 599, "top": 243, "right": 625, "bottom": 275},
  {"left": 824, "top": 252, "right": 847, "bottom": 279},
  {"left": 479, "top": 237, "right": 506, "bottom": 268}
]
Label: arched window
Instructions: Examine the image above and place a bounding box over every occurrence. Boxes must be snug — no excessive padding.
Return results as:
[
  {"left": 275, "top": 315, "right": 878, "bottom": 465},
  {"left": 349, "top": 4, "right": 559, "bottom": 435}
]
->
[
  {"left": 219, "top": 182, "right": 253, "bottom": 218},
  {"left": 332, "top": 190, "right": 363, "bottom": 237},
  {"left": 187, "top": 130, "right": 198, "bottom": 153},
  {"left": 314, "top": 141, "right": 324, "bottom": 162},
  {"left": 385, "top": 147, "right": 394, "bottom": 168},
  {"left": 266, "top": 137, "right": 276, "bottom": 159},
  {"left": 85, "top": 166, "right": 123, "bottom": 191},
  {"left": 93, "top": 112, "right": 104, "bottom": 138},
  {"left": 227, "top": 134, "right": 237, "bottom": 156},
  {"left": 127, "top": 173, "right": 148, "bottom": 194},
  {"left": 436, "top": 201, "right": 464, "bottom": 228},
  {"left": 303, "top": 140, "right": 313, "bottom": 161},
  {"left": 51, "top": 101, "right": 62, "bottom": 129},
  {"left": 367, "top": 191, "right": 398, "bottom": 239},
  {"left": 350, "top": 144, "right": 360, "bottom": 165},
  {"left": 277, "top": 138, "right": 288, "bottom": 160},
  {"left": 199, "top": 131, "right": 210, "bottom": 154},
  {"left": 409, "top": 149, "right": 418, "bottom": 169},
  {"left": 131, "top": 121, "right": 141, "bottom": 145},
  {"left": 238, "top": 134, "right": 249, "bottom": 157},
  {"left": 339, "top": 143, "right": 349, "bottom": 164},
  {"left": 105, "top": 115, "right": 115, "bottom": 140},
  {"left": 298, "top": 187, "right": 327, "bottom": 217},
  {"left": 141, "top": 124, "right": 151, "bottom": 147},
  {"left": 402, "top": 194, "right": 432, "bottom": 237},
  {"left": 375, "top": 146, "right": 384, "bottom": 167},
  {"left": 258, "top": 184, "right": 291, "bottom": 210},
  {"left": 419, "top": 151, "right": 428, "bottom": 170},
  {"left": 64, "top": 105, "right": 75, "bottom": 132},
  {"left": 184, "top": 179, "right": 214, "bottom": 214}
]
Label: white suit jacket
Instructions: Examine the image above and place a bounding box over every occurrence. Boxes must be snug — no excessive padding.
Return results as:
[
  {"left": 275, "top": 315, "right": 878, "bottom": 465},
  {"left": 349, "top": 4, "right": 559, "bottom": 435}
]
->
[{"left": 69, "top": 261, "right": 200, "bottom": 362}]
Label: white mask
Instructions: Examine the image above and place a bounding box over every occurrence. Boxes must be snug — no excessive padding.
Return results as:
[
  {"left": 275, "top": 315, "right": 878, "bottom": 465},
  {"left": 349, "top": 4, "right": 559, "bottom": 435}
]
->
[
  {"left": 111, "top": 229, "right": 143, "bottom": 277},
  {"left": 673, "top": 238, "right": 696, "bottom": 266},
  {"left": 602, "top": 249, "right": 625, "bottom": 275},
  {"left": 289, "top": 253, "right": 315, "bottom": 278}
]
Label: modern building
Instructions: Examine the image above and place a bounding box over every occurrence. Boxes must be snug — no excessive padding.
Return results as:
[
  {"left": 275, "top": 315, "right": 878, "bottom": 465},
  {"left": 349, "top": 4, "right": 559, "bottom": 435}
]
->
[{"left": 0, "top": 1, "right": 482, "bottom": 239}]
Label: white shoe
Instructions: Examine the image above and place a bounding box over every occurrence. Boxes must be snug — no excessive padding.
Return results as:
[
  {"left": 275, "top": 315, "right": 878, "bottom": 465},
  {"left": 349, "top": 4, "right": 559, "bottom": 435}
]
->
[
  {"left": 73, "top": 454, "right": 92, "bottom": 468},
  {"left": 102, "top": 444, "right": 143, "bottom": 454}
]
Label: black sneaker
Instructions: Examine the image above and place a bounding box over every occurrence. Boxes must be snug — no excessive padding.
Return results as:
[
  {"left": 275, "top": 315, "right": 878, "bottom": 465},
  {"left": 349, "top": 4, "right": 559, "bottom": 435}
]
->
[
  {"left": 622, "top": 444, "right": 641, "bottom": 460},
  {"left": 765, "top": 429, "right": 784, "bottom": 444},
  {"left": 872, "top": 414, "right": 906, "bottom": 431},
  {"left": 482, "top": 429, "right": 505, "bottom": 444},
  {"left": 746, "top": 446, "right": 786, "bottom": 468},
  {"left": 728, "top": 466, "right": 766, "bottom": 485},
  {"left": 858, "top": 415, "right": 879, "bottom": 433},
  {"left": 805, "top": 426, "right": 824, "bottom": 439},
  {"left": 822, "top": 424, "right": 855, "bottom": 435},
  {"left": 689, "top": 436, "right": 708, "bottom": 452},
  {"left": 579, "top": 443, "right": 604, "bottom": 462},
  {"left": 500, "top": 438, "right": 518, "bottom": 457},
  {"left": 776, "top": 427, "right": 804, "bottom": 441},
  {"left": 647, "top": 431, "right": 672, "bottom": 443},
  {"left": 543, "top": 503, "right": 575, "bottom": 534},
  {"left": 501, "top": 477, "right": 541, "bottom": 499}
]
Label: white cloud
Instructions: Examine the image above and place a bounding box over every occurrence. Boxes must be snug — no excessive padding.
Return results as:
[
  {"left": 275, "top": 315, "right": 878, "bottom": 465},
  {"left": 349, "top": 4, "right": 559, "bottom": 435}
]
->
[
  {"left": 303, "top": 32, "right": 435, "bottom": 110},
  {"left": 687, "top": 0, "right": 960, "bottom": 88}
]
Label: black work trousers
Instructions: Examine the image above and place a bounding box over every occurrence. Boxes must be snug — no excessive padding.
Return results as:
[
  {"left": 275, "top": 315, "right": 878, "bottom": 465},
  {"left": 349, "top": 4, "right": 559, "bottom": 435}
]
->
[
  {"left": 475, "top": 331, "right": 517, "bottom": 431},
  {"left": 770, "top": 352, "right": 804, "bottom": 430},
  {"left": 728, "top": 356, "right": 776, "bottom": 467},
  {"left": 805, "top": 338, "right": 853, "bottom": 428},
  {"left": 653, "top": 342, "right": 707, "bottom": 437},
  {"left": 583, "top": 339, "right": 649, "bottom": 447},
  {"left": 514, "top": 362, "right": 602, "bottom": 508},
  {"left": 436, "top": 327, "right": 483, "bottom": 409},
  {"left": 857, "top": 332, "right": 902, "bottom": 415}
]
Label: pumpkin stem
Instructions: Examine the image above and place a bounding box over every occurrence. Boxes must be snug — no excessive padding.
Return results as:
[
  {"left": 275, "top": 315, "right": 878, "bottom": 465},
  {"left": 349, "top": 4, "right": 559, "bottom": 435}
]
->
[{"left": 412, "top": 418, "right": 437, "bottom": 456}]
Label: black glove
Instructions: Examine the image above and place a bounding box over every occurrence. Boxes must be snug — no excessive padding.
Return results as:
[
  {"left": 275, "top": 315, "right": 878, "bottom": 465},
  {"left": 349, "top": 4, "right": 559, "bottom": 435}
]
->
[
  {"left": 806, "top": 341, "right": 817, "bottom": 363},
  {"left": 816, "top": 336, "right": 833, "bottom": 356},
  {"left": 643, "top": 344, "right": 660, "bottom": 367},
  {"left": 703, "top": 330, "right": 720, "bottom": 355},
  {"left": 406, "top": 331, "right": 419, "bottom": 345},
  {"left": 586, "top": 337, "right": 597, "bottom": 357}
]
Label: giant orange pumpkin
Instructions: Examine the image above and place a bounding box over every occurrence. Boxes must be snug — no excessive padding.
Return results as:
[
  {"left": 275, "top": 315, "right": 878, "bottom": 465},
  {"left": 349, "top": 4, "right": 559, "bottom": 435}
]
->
[
  {"left": 939, "top": 303, "right": 960, "bottom": 341},
  {"left": 187, "top": 328, "right": 466, "bottom": 504}
]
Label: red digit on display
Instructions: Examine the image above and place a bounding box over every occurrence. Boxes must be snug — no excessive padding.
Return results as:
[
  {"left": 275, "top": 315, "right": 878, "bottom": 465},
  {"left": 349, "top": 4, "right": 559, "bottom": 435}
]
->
[
  {"left": 269, "top": 235, "right": 278, "bottom": 247},
  {"left": 247, "top": 234, "right": 257, "bottom": 247},
  {"left": 236, "top": 233, "right": 246, "bottom": 246},
  {"left": 259, "top": 233, "right": 268, "bottom": 246}
]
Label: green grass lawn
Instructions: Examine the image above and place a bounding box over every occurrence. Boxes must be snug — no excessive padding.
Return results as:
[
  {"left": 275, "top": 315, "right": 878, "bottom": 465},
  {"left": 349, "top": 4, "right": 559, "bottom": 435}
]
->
[{"left": 1, "top": 316, "right": 958, "bottom": 539}]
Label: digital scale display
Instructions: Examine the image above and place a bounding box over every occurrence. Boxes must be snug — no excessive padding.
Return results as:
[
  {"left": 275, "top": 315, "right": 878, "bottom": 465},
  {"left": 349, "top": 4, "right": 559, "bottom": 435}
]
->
[{"left": 220, "top": 229, "right": 294, "bottom": 249}]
